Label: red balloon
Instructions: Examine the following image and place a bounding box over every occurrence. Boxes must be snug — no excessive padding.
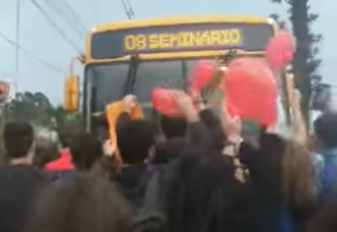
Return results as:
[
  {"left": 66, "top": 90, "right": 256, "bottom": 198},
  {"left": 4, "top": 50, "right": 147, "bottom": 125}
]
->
[
  {"left": 151, "top": 88, "right": 181, "bottom": 117},
  {"left": 188, "top": 60, "right": 215, "bottom": 92},
  {"left": 265, "top": 30, "right": 294, "bottom": 71},
  {"left": 224, "top": 58, "right": 277, "bottom": 126}
]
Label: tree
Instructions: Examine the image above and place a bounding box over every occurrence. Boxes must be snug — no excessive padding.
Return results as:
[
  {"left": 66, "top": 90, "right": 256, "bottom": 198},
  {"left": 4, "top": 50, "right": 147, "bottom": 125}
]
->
[
  {"left": 3, "top": 91, "right": 53, "bottom": 127},
  {"left": 0, "top": 91, "right": 83, "bottom": 162},
  {"left": 48, "top": 105, "right": 83, "bottom": 147},
  {"left": 271, "top": 0, "right": 323, "bottom": 123}
]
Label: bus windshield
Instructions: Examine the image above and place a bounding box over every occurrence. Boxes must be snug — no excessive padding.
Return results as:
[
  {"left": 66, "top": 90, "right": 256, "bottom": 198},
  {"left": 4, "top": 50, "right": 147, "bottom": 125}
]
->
[
  {"left": 87, "top": 60, "right": 196, "bottom": 115},
  {"left": 87, "top": 58, "right": 285, "bottom": 122}
]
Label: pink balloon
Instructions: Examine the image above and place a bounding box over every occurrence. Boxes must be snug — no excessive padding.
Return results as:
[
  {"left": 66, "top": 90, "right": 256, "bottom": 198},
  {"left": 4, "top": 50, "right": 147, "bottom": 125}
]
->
[
  {"left": 266, "top": 30, "right": 294, "bottom": 71},
  {"left": 188, "top": 60, "right": 215, "bottom": 92},
  {"left": 151, "top": 88, "right": 181, "bottom": 117},
  {"left": 224, "top": 58, "right": 277, "bottom": 126}
]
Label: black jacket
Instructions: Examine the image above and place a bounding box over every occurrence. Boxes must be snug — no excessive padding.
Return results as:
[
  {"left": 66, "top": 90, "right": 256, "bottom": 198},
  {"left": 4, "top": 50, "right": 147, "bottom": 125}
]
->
[{"left": 0, "top": 164, "right": 50, "bottom": 232}]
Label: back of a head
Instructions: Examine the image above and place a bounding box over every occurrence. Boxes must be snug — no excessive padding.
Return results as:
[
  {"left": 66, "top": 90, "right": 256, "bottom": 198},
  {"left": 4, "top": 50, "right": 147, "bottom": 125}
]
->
[
  {"left": 3, "top": 122, "right": 34, "bottom": 159},
  {"left": 117, "top": 119, "right": 157, "bottom": 164},
  {"left": 167, "top": 147, "right": 251, "bottom": 232},
  {"left": 69, "top": 132, "right": 103, "bottom": 171},
  {"left": 152, "top": 137, "right": 186, "bottom": 164},
  {"left": 34, "top": 127, "right": 60, "bottom": 167},
  {"left": 159, "top": 114, "right": 187, "bottom": 140},
  {"left": 24, "top": 170, "right": 134, "bottom": 232},
  {"left": 314, "top": 112, "right": 337, "bottom": 150}
]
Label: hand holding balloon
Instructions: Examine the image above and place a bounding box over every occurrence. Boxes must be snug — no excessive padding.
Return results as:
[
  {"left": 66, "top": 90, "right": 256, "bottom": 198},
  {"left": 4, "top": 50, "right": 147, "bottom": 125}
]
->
[{"left": 170, "top": 90, "right": 199, "bottom": 123}]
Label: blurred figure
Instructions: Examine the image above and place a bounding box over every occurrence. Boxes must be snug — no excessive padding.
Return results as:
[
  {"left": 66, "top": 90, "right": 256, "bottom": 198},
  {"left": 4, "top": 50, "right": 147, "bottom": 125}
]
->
[
  {"left": 69, "top": 131, "right": 104, "bottom": 171},
  {"left": 116, "top": 118, "right": 158, "bottom": 205},
  {"left": 281, "top": 140, "right": 316, "bottom": 232},
  {"left": 105, "top": 95, "right": 158, "bottom": 205},
  {"left": 24, "top": 161, "right": 134, "bottom": 232},
  {"left": 241, "top": 128, "right": 315, "bottom": 232},
  {"left": 139, "top": 91, "right": 255, "bottom": 232},
  {"left": 43, "top": 128, "right": 75, "bottom": 178},
  {"left": 159, "top": 114, "right": 187, "bottom": 140},
  {"left": 34, "top": 127, "right": 60, "bottom": 168},
  {"left": 237, "top": 89, "right": 316, "bottom": 232},
  {"left": 164, "top": 148, "right": 254, "bottom": 232},
  {"left": 0, "top": 122, "right": 49, "bottom": 232},
  {"left": 314, "top": 112, "right": 337, "bottom": 198},
  {"left": 117, "top": 119, "right": 157, "bottom": 165},
  {"left": 307, "top": 199, "right": 337, "bottom": 232}
]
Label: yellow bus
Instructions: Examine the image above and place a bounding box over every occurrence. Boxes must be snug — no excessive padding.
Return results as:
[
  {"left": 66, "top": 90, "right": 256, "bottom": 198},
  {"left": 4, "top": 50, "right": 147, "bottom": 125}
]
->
[{"left": 64, "top": 15, "right": 291, "bottom": 138}]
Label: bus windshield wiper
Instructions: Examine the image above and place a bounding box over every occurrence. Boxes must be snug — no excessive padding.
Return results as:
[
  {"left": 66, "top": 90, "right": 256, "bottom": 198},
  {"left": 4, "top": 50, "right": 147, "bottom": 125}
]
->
[{"left": 123, "top": 55, "right": 139, "bottom": 96}]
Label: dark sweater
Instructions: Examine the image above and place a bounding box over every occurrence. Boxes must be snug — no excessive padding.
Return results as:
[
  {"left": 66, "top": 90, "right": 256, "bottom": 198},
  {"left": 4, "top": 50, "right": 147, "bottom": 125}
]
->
[{"left": 0, "top": 164, "right": 50, "bottom": 232}]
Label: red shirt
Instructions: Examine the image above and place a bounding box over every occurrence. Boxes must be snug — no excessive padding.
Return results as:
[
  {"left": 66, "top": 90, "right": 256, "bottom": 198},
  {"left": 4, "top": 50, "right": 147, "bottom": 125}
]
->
[{"left": 44, "top": 149, "right": 74, "bottom": 171}]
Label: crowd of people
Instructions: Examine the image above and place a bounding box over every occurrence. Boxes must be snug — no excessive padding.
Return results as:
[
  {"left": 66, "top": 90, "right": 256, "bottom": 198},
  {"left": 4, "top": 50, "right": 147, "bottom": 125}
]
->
[{"left": 0, "top": 85, "right": 337, "bottom": 232}]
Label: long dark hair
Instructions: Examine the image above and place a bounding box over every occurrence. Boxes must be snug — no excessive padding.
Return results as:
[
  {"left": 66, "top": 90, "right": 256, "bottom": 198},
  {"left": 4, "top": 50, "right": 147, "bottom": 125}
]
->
[
  {"left": 24, "top": 159, "right": 134, "bottom": 232},
  {"left": 166, "top": 146, "right": 253, "bottom": 232}
]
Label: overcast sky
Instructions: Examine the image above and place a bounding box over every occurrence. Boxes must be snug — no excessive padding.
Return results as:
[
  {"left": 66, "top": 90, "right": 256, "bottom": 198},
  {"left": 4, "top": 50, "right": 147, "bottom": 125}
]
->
[{"left": 0, "top": 0, "right": 333, "bottom": 104}]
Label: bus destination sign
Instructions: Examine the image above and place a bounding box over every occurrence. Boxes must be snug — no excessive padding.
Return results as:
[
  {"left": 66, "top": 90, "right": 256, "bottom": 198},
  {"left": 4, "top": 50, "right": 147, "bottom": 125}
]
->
[{"left": 91, "top": 23, "right": 274, "bottom": 59}]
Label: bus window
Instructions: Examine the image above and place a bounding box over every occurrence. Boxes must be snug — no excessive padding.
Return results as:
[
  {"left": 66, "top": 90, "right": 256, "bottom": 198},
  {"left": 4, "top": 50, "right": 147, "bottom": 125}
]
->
[
  {"left": 88, "top": 60, "right": 191, "bottom": 117},
  {"left": 88, "top": 63, "right": 129, "bottom": 113}
]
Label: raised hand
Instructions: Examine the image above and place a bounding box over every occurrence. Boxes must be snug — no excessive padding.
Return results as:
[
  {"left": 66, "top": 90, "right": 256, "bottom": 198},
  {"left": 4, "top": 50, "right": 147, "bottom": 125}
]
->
[
  {"left": 103, "top": 139, "right": 116, "bottom": 157},
  {"left": 123, "top": 94, "right": 137, "bottom": 113},
  {"left": 221, "top": 101, "right": 242, "bottom": 144},
  {"left": 189, "top": 90, "right": 206, "bottom": 111},
  {"left": 171, "top": 90, "right": 199, "bottom": 123}
]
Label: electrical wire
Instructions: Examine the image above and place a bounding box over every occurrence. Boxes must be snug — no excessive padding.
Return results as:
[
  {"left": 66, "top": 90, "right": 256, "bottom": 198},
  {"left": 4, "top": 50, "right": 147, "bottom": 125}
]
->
[
  {"left": 58, "top": 0, "right": 87, "bottom": 33},
  {"left": 0, "top": 31, "right": 64, "bottom": 74},
  {"left": 43, "top": 0, "right": 86, "bottom": 39},
  {"left": 121, "top": 0, "right": 135, "bottom": 19},
  {"left": 30, "top": 0, "right": 81, "bottom": 53}
]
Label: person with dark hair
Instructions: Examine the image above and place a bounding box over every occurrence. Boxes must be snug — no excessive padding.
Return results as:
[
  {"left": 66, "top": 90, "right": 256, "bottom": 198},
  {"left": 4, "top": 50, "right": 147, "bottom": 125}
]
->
[
  {"left": 3, "top": 122, "right": 35, "bottom": 162},
  {"left": 137, "top": 91, "right": 256, "bottom": 232},
  {"left": 69, "top": 131, "right": 104, "bottom": 171},
  {"left": 24, "top": 162, "right": 134, "bottom": 232},
  {"left": 0, "top": 122, "right": 50, "bottom": 232},
  {"left": 117, "top": 119, "right": 157, "bottom": 164},
  {"left": 314, "top": 112, "right": 337, "bottom": 197},
  {"left": 103, "top": 95, "right": 158, "bottom": 206},
  {"left": 116, "top": 118, "right": 158, "bottom": 205},
  {"left": 314, "top": 112, "right": 337, "bottom": 150},
  {"left": 159, "top": 114, "right": 188, "bottom": 140},
  {"left": 152, "top": 91, "right": 224, "bottom": 165}
]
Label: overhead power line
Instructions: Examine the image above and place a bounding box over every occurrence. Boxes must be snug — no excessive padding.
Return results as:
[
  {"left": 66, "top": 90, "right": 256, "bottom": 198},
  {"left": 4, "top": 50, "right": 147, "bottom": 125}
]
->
[
  {"left": 43, "top": 0, "right": 86, "bottom": 39},
  {"left": 0, "top": 31, "right": 64, "bottom": 74},
  {"left": 30, "top": 0, "right": 81, "bottom": 53},
  {"left": 57, "top": 0, "right": 87, "bottom": 33},
  {"left": 121, "top": 0, "right": 135, "bottom": 19}
]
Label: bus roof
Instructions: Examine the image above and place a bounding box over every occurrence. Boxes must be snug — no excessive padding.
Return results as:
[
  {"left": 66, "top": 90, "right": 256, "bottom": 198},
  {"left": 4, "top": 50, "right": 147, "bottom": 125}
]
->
[{"left": 90, "top": 15, "right": 275, "bottom": 33}]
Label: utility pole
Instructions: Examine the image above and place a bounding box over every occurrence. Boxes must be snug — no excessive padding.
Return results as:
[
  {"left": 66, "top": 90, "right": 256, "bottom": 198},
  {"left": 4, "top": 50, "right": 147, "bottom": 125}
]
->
[{"left": 15, "top": 0, "right": 23, "bottom": 89}]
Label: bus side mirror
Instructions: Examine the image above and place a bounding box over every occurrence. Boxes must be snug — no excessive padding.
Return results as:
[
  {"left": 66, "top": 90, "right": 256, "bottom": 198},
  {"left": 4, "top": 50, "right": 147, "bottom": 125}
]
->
[{"left": 63, "top": 75, "right": 79, "bottom": 111}]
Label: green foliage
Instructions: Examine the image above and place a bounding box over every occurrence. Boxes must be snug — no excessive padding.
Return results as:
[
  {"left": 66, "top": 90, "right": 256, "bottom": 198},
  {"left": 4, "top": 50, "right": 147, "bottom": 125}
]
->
[
  {"left": 4, "top": 91, "right": 53, "bottom": 127},
  {"left": 271, "top": 0, "right": 322, "bottom": 121},
  {"left": 48, "top": 105, "right": 83, "bottom": 147},
  {"left": 0, "top": 91, "right": 83, "bottom": 160}
]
